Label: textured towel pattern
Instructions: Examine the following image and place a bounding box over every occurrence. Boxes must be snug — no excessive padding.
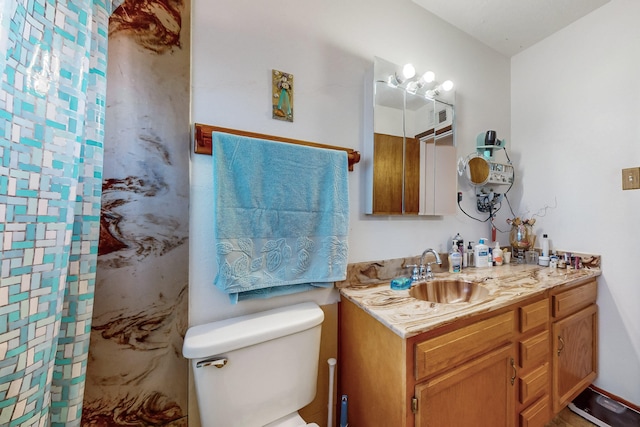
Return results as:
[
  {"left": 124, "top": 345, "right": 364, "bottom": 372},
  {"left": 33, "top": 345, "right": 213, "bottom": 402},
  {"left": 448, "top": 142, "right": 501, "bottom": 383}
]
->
[{"left": 212, "top": 132, "right": 350, "bottom": 303}]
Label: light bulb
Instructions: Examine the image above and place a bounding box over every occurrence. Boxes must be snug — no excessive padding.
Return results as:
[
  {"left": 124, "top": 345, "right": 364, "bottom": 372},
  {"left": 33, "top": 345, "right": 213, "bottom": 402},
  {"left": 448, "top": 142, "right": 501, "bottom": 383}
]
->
[
  {"left": 441, "top": 80, "right": 454, "bottom": 91},
  {"left": 402, "top": 63, "right": 416, "bottom": 79},
  {"left": 421, "top": 71, "right": 435, "bottom": 83}
]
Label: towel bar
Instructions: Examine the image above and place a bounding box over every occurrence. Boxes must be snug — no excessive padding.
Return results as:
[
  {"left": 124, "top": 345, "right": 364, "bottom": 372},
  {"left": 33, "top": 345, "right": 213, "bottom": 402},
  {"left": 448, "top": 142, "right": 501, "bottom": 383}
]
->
[{"left": 193, "top": 123, "right": 361, "bottom": 171}]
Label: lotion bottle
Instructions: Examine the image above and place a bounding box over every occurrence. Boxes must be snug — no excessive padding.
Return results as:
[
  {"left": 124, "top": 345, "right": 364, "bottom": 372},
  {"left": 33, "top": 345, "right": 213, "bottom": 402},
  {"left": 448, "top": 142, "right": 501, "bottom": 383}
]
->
[
  {"left": 474, "top": 239, "right": 489, "bottom": 267},
  {"left": 541, "top": 234, "right": 550, "bottom": 257},
  {"left": 493, "top": 242, "right": 503, "bottom": 266}
]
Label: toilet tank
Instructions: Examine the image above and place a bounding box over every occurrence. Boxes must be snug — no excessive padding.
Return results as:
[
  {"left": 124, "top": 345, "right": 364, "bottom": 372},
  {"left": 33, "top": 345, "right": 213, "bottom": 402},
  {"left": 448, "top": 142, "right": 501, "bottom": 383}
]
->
[{"left": 183, "top": 302, "right": 324, "bottom": 427}]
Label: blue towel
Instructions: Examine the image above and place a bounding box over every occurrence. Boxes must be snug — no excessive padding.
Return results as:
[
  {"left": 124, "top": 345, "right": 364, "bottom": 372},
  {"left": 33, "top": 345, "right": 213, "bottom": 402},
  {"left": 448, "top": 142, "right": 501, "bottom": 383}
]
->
[{"left": 212, "top": 132, "right": 350, "bottom": 303}]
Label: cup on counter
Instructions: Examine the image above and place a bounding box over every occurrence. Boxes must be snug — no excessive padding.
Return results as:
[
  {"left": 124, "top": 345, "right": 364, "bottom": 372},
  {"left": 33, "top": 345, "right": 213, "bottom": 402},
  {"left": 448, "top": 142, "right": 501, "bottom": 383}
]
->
[
  {"left": 503, "top": 251, "right": 512, "bottom": 264},
  {"left": 525, "top": 250, "right": 539, "bottom": 265}
]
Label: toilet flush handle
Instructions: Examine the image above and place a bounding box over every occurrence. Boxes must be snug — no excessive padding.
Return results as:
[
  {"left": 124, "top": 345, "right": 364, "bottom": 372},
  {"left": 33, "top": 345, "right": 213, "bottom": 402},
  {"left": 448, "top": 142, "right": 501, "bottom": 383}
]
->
[{"left": 196, "top": 357, "right": 228, "bottom": 369}]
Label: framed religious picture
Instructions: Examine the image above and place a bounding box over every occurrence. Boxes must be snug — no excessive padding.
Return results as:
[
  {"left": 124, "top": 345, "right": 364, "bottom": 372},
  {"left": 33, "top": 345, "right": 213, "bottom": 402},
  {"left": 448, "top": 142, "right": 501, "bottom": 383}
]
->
[{"left": 272, "top": 69, "right": 293, "bottom": 122}]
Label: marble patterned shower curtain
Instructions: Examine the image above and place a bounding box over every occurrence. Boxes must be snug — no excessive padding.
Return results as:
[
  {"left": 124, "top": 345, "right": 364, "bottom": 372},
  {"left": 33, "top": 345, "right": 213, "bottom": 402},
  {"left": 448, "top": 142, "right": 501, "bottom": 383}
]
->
[
  {"left": 0, "top": 0, "right": 122, "bottom": 425},
  {"left": 81, "top": 0, "right": 190, "bottom": 424}
]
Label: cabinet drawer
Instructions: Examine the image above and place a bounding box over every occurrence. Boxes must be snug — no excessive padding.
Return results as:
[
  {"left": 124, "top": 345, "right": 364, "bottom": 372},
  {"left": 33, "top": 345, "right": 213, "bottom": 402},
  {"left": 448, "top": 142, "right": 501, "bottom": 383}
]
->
[
  {"left": 520, "top": 395, "right": 550, "bottom": 427},
  {"left": 519, "top": 330, "right": 549, "bottom": 370},
  {"left": 519, "top": 299, "right": 549, "bottom": 333},
  {"left": 552, "top": 281, "right": 597, "bottom": 319},
  {"left": 519, "top": 363, "right": 549, "bottom": 406},
  {"left": 415, "top": 311, "right": 514, "bottom": 381}
]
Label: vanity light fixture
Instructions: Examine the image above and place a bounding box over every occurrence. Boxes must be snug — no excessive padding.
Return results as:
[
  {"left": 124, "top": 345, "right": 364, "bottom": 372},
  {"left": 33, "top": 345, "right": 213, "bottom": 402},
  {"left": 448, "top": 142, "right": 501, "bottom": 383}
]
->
[
  {"left": 420, "top": 70, "right": 435, "bottom": 84},
  {"left": 425, "top": 79, "right": 454, "bottom": 99},
  {"left": 406, "top": 70, "right": 437, "bottom": 94},
  {"left": 387, "top": 63, "right": 417, "bottom": 88},
  {"left": 386, "top": 74, "right": 400, "bottom": 87},
  {"left": 385, "top": 63, "right": 453, "bottom": 100},
  {"left": 441, "top": 80, "right": 454, "bottom": 91},
  {"left": 402, "top": 63, "right": 416, "bottom": 79}
]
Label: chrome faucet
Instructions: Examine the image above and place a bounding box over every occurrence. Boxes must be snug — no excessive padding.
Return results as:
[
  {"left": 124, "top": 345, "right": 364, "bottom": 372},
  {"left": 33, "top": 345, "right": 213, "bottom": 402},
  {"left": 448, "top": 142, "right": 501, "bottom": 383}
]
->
[{"left": 419, "top": 248, "right": 442, "bottom": 280}]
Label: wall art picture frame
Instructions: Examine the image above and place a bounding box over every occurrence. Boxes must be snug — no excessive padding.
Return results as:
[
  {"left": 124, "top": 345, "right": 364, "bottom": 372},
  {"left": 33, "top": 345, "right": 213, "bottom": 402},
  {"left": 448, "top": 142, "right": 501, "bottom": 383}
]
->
[{"left": 272, "top": 69, "right": 294, "bottom": 122}]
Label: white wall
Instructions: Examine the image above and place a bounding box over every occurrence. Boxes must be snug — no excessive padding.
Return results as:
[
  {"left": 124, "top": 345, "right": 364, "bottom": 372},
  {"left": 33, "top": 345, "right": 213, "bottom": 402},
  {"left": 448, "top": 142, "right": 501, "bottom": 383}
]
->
[
  {"left": 190, "top": 0, "right": 510, "bottom": 323},
  {"left": 189, "top": 0, "right": 639, "bottom": 412},
  {"left": 512, "top": 0, "right": 640, "bottom": 405}
]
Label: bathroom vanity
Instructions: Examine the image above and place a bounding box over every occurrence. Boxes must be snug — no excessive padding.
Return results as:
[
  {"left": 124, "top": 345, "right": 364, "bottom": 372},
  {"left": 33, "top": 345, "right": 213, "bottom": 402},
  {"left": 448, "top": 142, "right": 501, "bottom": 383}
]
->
[{"left": 338, "top": 263, "right": 599, "bottom": 427}]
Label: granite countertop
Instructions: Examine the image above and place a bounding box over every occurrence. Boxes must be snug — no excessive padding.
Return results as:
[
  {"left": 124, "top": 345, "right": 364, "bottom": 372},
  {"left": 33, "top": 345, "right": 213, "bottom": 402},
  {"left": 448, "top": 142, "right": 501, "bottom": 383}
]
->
[{"left": 339, "top": 262, "right": 601, "bottom": 339}]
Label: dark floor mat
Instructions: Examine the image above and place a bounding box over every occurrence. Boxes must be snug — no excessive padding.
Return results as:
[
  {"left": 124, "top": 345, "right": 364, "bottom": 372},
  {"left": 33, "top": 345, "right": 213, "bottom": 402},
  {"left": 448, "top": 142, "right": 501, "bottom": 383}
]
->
[{"left": 569, "top": 387, "right": 640, "bottom": 427}]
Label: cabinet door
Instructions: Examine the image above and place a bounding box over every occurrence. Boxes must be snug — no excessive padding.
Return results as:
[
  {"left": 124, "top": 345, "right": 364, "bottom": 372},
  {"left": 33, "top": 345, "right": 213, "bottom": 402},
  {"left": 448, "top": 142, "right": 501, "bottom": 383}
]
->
[
  {"left": 373, "top": 133, "right": 404, "bottom": 214},
  {"left": 415, "top": 344, "right": 516, "bottom": 427},
  {"left": 552, "top": 304, "right": 597, "bottom": 413}
]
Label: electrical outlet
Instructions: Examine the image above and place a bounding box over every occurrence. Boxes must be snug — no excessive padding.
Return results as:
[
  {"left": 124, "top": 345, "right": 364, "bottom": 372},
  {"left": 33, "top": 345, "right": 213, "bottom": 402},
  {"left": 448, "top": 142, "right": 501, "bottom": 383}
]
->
[{"left": 622, "top": 167, "right": 640, "bottom": 190}]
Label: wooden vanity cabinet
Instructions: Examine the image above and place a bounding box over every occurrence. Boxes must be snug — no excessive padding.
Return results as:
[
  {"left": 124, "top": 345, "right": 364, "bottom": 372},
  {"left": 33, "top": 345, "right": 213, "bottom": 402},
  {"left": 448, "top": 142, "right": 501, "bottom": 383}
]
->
[
  {"left": 339, "top": 299, "right": 516, "bottom": 427},
  {"left": 550, "top": 280, "right": 598, "bottom": 413},
  {"left": 414, "top": 343, "right": 516, "bottom": 426},
  {"left": 515, "top": 298, "right": 551, "bottom": 427},
  {"left": 339, "top": 278, "right": 598, "bottom": 427},
  {"left": 339, "top": 297, "right": 410, "bottom": 426},
  {"left": 413, "top": 311, "right": 516, "bottom": 426}
]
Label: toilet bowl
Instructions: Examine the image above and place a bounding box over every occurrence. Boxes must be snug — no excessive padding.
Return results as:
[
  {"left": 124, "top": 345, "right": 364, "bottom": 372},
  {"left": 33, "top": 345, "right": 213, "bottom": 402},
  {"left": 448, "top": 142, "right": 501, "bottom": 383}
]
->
[{"left": 182, "top": 302, "right": 325, "bottom": 427}]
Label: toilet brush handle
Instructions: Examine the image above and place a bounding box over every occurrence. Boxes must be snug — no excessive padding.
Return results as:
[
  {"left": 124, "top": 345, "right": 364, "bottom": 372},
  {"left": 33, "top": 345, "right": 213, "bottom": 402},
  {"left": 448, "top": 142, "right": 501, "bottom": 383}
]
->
[{"left": 340, "top": 395, "right": 348, "bottom": 427}]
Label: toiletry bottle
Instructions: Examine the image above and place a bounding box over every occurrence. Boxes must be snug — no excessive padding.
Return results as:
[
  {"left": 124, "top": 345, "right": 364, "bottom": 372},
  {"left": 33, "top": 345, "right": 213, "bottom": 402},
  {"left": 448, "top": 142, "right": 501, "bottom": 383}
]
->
[
  {"left": 454, "top": 233, "right": 464, "bottom": 256},
  {"left": 493, "top": 242, "right": 503, "bottom": 266},
  {"left": 451, "top": 239, "right": 458, "bottom": 268},
  {"left": 474, "top": 239, "right": 489, "bottom": 267},
  {"left": 541, "top": 234, "right": 550, "bottom": 257},
  {"left": 449, "top": 247, "right": 462, "bottom": 273},
  {"left": 467, "top": 242, "right": 474, "bottom": 268}
]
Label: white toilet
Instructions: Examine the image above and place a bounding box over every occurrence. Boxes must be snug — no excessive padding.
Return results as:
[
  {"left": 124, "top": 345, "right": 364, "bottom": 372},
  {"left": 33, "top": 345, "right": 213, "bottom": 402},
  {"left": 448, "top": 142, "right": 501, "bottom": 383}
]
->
[{"left": 182, "top": 302, "right": 324, "bottom": 427}]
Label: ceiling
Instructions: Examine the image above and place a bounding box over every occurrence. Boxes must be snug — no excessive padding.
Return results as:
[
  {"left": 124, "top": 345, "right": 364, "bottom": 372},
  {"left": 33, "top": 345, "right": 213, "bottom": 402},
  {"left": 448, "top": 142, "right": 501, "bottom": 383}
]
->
[{"left": 411, "top": 0, "right": 611, "bottom": 57}]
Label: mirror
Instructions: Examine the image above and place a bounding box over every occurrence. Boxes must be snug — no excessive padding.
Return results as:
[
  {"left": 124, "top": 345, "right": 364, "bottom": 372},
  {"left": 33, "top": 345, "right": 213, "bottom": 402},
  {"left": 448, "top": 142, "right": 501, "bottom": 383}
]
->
[
  {"left": 467, "top": 156, "right": 491, "bottom": 186},
  {"left": 364, "top": 57, "right": 457, "bottom": 215}
]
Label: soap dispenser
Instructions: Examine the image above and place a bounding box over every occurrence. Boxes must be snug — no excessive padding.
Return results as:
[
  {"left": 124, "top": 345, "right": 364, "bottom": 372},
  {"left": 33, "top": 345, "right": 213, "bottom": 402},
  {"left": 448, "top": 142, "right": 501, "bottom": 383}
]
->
[{"left": 449, "top": 246, "right": 462, "bottom": 273}]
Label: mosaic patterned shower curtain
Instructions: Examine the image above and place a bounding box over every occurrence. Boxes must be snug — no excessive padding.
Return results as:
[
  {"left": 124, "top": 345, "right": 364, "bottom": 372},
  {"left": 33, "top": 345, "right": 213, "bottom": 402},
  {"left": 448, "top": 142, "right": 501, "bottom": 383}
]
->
[{"left": 0, "top": 0, "right": 122, "bottom": 425}]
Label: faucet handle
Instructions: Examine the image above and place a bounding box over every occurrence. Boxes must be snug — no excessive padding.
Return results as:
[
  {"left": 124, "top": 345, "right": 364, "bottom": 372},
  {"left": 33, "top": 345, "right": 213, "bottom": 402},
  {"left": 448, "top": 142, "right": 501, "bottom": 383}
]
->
[
  {"left": 424, "top": 262, "right": 435, "bottom": 279},
  {"left": 406, "top": 264, "right": 419, "bottom": 281},
  {"left": 419, "top": 264, "right": 428, "bottom": 279}
]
